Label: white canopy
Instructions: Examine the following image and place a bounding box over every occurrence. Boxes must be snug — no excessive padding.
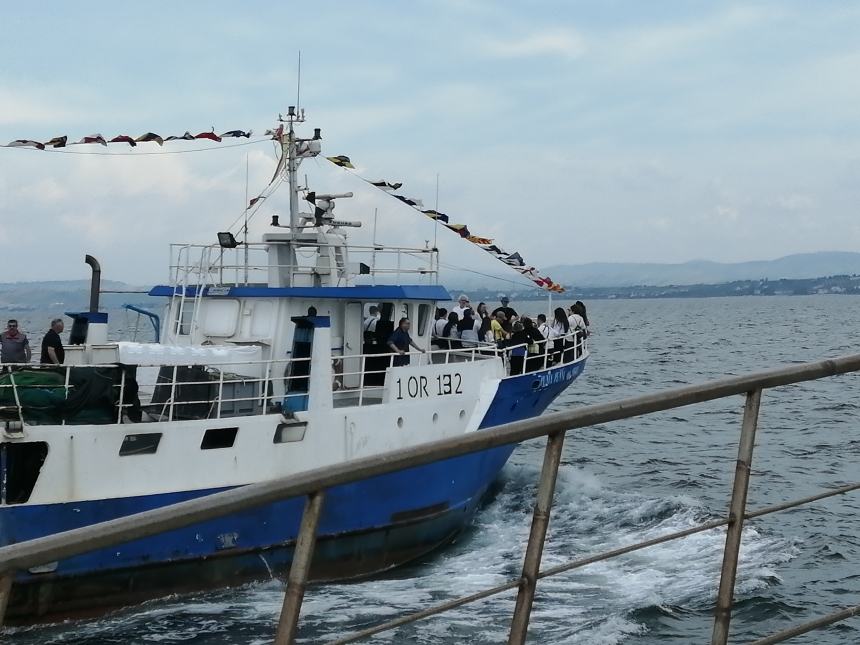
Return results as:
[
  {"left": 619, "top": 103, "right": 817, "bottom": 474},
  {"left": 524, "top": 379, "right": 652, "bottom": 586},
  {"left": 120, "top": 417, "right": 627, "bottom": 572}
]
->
[{"left": 116, "top": 342, "right": 264, "bottom": 376}]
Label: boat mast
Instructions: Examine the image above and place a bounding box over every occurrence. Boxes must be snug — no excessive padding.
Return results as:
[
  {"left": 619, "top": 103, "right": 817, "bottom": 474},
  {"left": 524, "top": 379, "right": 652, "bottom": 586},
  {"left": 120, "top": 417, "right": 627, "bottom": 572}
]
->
[{"left": 281, "top": 106, "right": 303, "bottom": 232}]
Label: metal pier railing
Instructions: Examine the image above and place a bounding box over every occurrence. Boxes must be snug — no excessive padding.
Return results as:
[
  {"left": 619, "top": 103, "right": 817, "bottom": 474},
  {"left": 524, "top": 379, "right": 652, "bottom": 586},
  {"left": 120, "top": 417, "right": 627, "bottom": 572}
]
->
[{"left": 2, "top": 354, "right": 860, "bottom": 643}]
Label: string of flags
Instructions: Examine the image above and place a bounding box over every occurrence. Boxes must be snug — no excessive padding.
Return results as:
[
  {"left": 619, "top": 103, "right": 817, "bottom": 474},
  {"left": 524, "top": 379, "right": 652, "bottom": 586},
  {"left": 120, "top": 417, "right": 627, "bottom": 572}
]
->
[
  {"left": 6, "top": 122, "right": 565, "bottom": 293},
  {"left": 3, "top": 129, "right": 253, "bottom": 150},
  {"left": 324, "top": 155, "right": 565, "bottom": 293}
]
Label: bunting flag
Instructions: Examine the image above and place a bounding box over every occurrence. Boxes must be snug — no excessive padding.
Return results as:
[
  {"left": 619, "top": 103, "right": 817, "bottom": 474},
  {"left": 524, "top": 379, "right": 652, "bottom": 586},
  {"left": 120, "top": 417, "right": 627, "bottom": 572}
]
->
[
  {"left": 195, "top": 130, "right": 222, "bottom": 142},
  {"left": 421, "top": 209, "right": 449, "bottom": 223},
  {"left": 370, "top": 180, "right": 403, "bottom": 191},
  {"left": 7, "top": 139, "right": 45, "bottom": 150},
  {"left": 466, "top": 235, "right": 493, "bottom": 245},
  {"left": 136, "top": 132, "right": 164, "bottom": 145},
  {"left": 45, "top": 136, "right": 67, "bottom": 148},
  {"left": 324, "top": 153, "right": 566, "bottom": 293},
  {"left": 326, "top": 155, "right": 354, "bottom": 169},
  {"left": 265, "top": 125, "right": 284, "bottom": 139},
  {"left": 74, "top": 134, "right": 107, "bottom": 146},
  {"left": 248, "top": 196, "right": 266, "bottom": 209},
  {"left": 393, "top": 194, "right": 424, "bottom": 208},
  {"left": 3, "top": 127, "right": 255, "bottom": 150},
  {"left": 109, "top": 135, "right": 137, "bottom": 146},
  {"left": 444, "top": 223, "right": 471, "bottom": 238}
]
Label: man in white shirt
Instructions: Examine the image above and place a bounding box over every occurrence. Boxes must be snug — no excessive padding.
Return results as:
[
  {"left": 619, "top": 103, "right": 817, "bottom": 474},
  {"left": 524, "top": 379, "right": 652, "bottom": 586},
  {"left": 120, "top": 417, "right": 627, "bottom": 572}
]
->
[
  {"left": 536, "top": 314, "right": 550, "bottom": 339},
  {"left": 451, "top": 294, "right": 471, "bottom": 320},
  {"left": 363, "top": 305, "right": 380, "bottom": 342}
]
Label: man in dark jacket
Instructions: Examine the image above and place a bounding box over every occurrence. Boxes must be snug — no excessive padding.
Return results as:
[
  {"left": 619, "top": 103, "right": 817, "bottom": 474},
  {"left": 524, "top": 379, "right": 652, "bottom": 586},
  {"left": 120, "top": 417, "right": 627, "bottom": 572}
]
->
[{"left": 41, "top": 318, "right": 65, "bottom": 365}]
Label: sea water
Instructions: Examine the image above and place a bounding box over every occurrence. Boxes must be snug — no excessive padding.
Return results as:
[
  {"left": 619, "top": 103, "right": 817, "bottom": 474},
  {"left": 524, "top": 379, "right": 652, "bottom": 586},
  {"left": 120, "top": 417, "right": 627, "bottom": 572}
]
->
[{"left": 8, "top": 295, "right": 860, "bottom": 644}]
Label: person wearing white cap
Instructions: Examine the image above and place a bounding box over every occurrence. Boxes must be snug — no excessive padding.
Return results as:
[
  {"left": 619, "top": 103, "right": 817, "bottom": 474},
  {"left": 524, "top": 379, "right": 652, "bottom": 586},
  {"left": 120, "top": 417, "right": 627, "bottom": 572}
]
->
[{"left": 452, "top": 293, "right": 471, "bottom": 320}]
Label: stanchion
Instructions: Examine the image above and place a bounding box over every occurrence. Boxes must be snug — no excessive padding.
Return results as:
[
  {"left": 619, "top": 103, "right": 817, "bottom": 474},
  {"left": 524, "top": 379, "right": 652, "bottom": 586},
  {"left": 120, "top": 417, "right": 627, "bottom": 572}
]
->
[
  {"left": 508, "top": 431, "right": 565, "bottom": 644},
  {"left": 712, "top": 388, "right": 762, "bottom": 644},
  {"left": 275, "top": 491, "right": 325, "bottom": 645}
]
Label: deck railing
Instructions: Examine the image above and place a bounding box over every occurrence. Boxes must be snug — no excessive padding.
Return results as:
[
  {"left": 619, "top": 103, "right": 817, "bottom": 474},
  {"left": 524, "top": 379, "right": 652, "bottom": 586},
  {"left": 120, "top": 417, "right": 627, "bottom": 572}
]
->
[
  {"left": 169, "top": 242, "right": 438, "bottom": 288},
  {"left": 1, "top": 353, "right": 857, "bottom": 643},
  {"left": 0, "top": 332, "right": 587, "bottom": 424}
]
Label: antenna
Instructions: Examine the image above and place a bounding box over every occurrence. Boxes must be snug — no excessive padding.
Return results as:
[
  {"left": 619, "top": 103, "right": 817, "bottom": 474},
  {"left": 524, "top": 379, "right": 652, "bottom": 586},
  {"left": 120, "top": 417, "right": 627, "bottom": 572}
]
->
[
  {"left": 372, "top": 208, "right": 378, "bottom": 286},
  {"left": 296, "top": 50, "right": 302, "bottom": 111},
  {"left": 433, "top": 173, "right": 440, "bottom": 281},
  {"left": 244, "top": 153, "right": 250, "bottom": 285},
  {"left": 433, "top": 173, "right": 440, "bottom": 249}
]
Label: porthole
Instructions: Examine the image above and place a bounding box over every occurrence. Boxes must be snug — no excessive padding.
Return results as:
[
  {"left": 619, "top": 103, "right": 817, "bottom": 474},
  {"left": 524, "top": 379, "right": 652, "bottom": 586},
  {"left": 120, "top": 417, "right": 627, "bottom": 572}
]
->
[
  {"left": 458, "top": 410, "right": 466, "bottom": 420},
  {"left": 432, "top": 413, "right": 439, "bottom": 423},
  {"left": 397, "top": 417, "right": 404, "bottom": 428},
  {"left": 119, "top": 433, "right": 162, "bottom": 456},
  {"left": 201, "top": 427, "right": 238, "bottom": 450}
]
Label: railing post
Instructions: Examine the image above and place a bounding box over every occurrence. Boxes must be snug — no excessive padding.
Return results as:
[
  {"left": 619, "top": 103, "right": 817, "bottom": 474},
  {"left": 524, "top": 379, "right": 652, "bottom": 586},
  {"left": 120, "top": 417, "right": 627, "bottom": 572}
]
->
[
  {"left": 275, "top": 490, "right": 326, "bottom": 645},
  {"left": 711, "top": 387, "right": 763, "bottom": 645},
  {"left": 509, "top": 430, "right": 566, "bottom": 645},
  {"left": 167, "top": 365, "right": 178, "bottom": 422},
  {"left": 116, "top": 367, "right": 127, "bottom": 424},
  {"left": 0, "top": 572, "right": 13, "bottom": 628}
]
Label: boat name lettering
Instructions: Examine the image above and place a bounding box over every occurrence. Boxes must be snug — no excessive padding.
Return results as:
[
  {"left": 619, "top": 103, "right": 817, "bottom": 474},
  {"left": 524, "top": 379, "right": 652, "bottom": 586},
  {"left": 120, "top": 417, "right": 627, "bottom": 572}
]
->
[
  {"left": 395, "top": 372, "right": 463, "bottom": 400},
  {"left": 538, "top": 366, "right": 578, "bottom": 388},
  {"left": 207, "top": 286, "right": 231, "bottom": 296}
]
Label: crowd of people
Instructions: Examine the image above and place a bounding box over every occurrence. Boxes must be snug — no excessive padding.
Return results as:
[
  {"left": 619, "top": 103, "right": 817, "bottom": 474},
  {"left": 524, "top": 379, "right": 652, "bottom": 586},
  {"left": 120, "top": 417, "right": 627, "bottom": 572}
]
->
[
  {"left": 430, "top": 295, "right": 590, "bottom": 374},
  {"left": 3, "top": 300, "right": 588, "bottom": 377}
]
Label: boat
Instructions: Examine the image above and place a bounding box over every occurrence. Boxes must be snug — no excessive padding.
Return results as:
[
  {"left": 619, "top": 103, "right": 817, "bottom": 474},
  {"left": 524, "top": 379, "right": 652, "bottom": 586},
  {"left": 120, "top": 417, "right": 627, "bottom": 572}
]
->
[{"left": 0, "top": 108, "right": 588, "bottom": 623}]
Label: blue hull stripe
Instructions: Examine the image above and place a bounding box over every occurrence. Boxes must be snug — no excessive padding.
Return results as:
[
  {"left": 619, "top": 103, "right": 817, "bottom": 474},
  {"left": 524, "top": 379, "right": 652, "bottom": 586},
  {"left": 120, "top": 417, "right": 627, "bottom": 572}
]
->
[{"left": 1, "top": 359, "right": 586, "bottom": 600}]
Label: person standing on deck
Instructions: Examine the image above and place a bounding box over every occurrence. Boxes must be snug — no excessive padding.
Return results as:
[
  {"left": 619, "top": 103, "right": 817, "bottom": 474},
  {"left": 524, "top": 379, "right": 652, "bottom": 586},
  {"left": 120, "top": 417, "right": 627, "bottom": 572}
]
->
[
  {"left": 452, "top": 294, "right": 471, "bottom": 320},
  {"left": 458, "top": 308, "right": 482, "bottom": 347},
  {"left": 363, "top": 306, "right": 380, "bottom": 339},
  {"left": 387, "top": 318, "right": 425, "bottom": 366},
  {"left": 490, "top": 310, "right": 509, "bottom": 344},
  {"left": 491, "top": 295, "right": 518, "bottom": 327},
  {"left": 508, "top": 321, "right": 529, "bottom": 375},
  {"left": 41, "top": 318, "right": 65, "bottom": 365},
  {"left": 0, "top": 320, "right": 31, "bottom": 365},
  {"left": 431, "top": 307, "right": 448, "bottom": 351}
]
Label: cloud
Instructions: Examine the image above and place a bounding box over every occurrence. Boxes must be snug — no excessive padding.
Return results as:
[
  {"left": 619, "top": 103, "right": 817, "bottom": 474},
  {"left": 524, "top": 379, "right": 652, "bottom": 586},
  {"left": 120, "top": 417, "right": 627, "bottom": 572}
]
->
[
  {"left": 0, "top": 86, "right": 111, "bottom": 127},
  {"left": 479, "top": 28, "right": 586, "bottom": 60}
]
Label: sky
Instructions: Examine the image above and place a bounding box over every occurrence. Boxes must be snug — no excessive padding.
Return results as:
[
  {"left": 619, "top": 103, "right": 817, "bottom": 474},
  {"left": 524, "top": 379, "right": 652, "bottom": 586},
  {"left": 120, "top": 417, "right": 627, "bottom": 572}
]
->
[{"left": 1, "top": 1, "right": 859, "bottom": 287}]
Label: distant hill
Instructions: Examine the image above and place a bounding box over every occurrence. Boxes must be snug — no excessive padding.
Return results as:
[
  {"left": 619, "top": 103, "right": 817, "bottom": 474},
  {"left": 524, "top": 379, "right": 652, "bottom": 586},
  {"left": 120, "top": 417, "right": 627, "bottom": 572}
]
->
[
  {"left": 542, "top": 252, "right": 860, "bottom": 287},
  {"left": 0, "top": 280, "right": 151, "bottom": 312}
]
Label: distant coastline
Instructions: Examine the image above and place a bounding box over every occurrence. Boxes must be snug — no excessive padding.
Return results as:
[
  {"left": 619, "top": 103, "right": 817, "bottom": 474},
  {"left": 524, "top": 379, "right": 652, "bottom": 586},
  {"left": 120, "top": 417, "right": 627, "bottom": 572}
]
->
[
  {"left": 457, "top": 274, "right": 860, "bottom": 302},
  {"left": 4, "top": 273, "right": 860, "bottom": 312}
]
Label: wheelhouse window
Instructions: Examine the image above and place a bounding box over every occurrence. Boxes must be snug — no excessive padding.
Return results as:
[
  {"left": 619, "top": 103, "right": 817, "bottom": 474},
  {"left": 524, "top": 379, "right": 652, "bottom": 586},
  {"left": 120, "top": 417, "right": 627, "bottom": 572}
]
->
[{"left": 417, "top": 304, "right": 431, "bottom": 336}]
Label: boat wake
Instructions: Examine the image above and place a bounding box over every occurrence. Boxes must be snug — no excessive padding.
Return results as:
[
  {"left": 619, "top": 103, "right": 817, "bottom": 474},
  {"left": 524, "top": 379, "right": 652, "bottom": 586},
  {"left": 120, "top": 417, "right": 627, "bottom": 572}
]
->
[{"left": 9, "top": 462, "right": 797, "bottom": 645}]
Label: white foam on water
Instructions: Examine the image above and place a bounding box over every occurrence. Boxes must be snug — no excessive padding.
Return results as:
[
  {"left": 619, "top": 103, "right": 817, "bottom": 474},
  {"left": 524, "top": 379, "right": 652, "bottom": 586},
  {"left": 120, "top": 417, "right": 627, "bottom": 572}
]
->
[{"left": 6, "top": 461, "right": 798, "bottom": 644}]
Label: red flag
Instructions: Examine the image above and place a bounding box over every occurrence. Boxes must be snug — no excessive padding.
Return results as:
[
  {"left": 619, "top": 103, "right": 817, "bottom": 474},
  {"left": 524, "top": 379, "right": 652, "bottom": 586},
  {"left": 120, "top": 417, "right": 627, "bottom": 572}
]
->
[
  {"left": 264, "top": 124, "right": 284, "bottom": 140},
  {"left": 248, "top": 196, "right": 266, "bottom": 209},
  {"left": 195, "top": 130, "right": 222, "bottom": 142},
  {"left": 110, "top": 135, "right": 137, "bottom": 146}
]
